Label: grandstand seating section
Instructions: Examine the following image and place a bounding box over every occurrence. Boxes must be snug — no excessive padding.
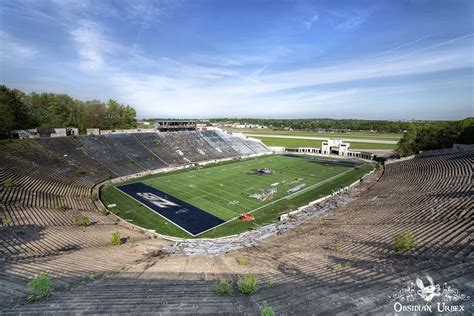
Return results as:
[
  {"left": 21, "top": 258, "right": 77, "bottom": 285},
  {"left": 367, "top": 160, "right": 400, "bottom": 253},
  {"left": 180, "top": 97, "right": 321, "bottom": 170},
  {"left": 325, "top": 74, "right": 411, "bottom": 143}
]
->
[{"left": 0, "top": 130, "right": 472, "bottom": 314}]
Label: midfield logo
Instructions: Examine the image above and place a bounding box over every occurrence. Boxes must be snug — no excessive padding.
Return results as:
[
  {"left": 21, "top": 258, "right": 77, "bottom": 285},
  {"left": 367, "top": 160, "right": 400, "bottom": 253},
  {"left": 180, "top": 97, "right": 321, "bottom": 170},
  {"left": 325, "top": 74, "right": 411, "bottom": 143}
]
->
[
  {"left": 137, "top": 192, "right": 179, "bottom": 208},
  {"left": 391, "top": 275, "right": 470, "bottom": 313}
]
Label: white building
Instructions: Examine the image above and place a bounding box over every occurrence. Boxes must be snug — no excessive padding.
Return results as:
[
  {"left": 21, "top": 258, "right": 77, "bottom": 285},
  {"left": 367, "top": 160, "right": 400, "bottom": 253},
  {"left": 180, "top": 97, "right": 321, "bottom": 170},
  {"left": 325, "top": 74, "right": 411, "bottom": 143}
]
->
[
  {"left": 286, "top": 138, "right": 375, "bottom": 160},
  {"left": 321, "top": 139, "right": 350, "bottom": 156}
]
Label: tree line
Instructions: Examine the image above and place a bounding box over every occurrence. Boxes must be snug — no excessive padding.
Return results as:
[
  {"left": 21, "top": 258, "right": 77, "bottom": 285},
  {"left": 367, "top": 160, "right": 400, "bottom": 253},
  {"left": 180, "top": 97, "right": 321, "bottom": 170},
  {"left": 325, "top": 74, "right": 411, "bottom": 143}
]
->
[
  {"left": 396, "top": 118, "right": 473, "bottom": 156},
  {"left": 209, "top": 118, "right": 414, "bottom": 133},
  {"left": 0, "top": 85, "right": 137, "bottom": 139},
  {"left": 210, "top": 117, "right": 473, "bottom": 156}
]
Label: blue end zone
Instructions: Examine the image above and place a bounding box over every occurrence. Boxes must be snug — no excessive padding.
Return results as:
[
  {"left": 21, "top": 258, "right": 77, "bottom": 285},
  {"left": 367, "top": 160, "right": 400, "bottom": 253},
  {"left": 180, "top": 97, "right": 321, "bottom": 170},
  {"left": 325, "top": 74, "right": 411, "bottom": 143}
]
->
[{"left": 116, "top": 182, "right": 225, "bottom": 236}]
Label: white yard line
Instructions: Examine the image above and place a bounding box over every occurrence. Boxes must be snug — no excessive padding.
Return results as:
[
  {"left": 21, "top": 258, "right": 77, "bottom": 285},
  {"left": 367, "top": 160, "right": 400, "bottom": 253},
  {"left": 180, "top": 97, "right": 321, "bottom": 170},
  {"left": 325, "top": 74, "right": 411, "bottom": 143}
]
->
[
  {"left": 213, "top": 167, "right": 357, "bottom": 230},
  {"left": 147, "top": 157, "right": 347, "bottom": 218},
  {"left": 244, "top": 167, "right": 355, "bottom": 216},
  {"left": 158, "top": 180, "right": 250, "bottom": 215},
  {"left": 114, "top": 166, "right": 359, "bottom": 237}
]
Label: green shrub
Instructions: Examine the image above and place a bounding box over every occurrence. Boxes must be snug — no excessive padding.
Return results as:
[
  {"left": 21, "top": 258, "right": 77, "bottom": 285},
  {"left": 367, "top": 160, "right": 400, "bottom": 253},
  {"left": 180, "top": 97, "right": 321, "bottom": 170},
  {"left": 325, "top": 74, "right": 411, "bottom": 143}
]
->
[
  {"left": 327, "top": 244, "right": 342, "bottom": 252},
  {"left": 55, "top": 200, "right": 68, "bottom": 212},
  {"left": 3, "top": 178, "right": 13, "bottom": 188},
  {"left": 214, "top": 279, "right": 233, "bottom": 296},
  {"left": 27, "top": 273, "right": 52, "bottom": 302},
  {"left": 238, "top": 258, "right": 249, "bottom": 266},
  {"left": 74, "top": 215, "right": 91, "bottom": 227},
  {"left": 332, "top": 262, "right": 352, "bottom": 272},
  {"left": 237, "top": 274, "right": 257, "bottom": 295},
  {"left": 393, "top": 231, "right": 416, "bottom": 253},
  {"left": 261, "top": 303, "right": 275, "bottom": 316},
  {"left": 111, "top": 231, "right": 121, "bottom": 246}
]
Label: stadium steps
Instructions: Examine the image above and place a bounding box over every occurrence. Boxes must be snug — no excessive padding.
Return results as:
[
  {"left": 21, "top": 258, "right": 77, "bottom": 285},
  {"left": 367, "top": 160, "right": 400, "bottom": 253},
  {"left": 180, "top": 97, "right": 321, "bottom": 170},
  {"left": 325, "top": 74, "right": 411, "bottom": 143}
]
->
[
  {"left": 2, "top": 277, "right": 260, "bottom": 314},
  {"left": 0, "top": 138, "right": 472, "bottom": 314},
  {"left": 1, "top": 205, "right": 114, "bottom": 227}
]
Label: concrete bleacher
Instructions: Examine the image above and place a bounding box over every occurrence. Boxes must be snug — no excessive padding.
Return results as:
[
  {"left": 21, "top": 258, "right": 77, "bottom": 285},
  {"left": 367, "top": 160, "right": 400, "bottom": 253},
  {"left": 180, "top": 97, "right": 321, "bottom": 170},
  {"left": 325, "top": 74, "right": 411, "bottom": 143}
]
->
[
  {"left": 199, "top": 129, "right": 269, "bottom": 157},
  {"left": 2, "top": 133, "right": 471, "bottom": 314},
  {"left": 199, "top": 130, "right": 240, "bottom": 157},
  {"left": 104, "top": 133, "right": 168, "bottom": 171}
]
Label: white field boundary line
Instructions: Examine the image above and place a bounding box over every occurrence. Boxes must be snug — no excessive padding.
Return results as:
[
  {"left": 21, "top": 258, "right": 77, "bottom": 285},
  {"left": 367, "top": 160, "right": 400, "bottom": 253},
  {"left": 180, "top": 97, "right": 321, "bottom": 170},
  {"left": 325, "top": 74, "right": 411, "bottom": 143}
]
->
[
  {"left": 101, "top": 152, "right": 272, "bottom": 187},
  {"left": 112, "top": 165, "right": 359, "bottom": 238},
  {"left": 114, "top": 183, "right": 245, "bottom": 237},
  {"left": 108, "top": 163, "right": 375, "bottom": 240},
  {"left": 147, "top": 155, "right": 322, "bottom": 209},
  {"left": 107, "top": 155, "right": 289, "bottom": 236},
  {"left": 154, "top": 158, "right": 284, "bottom": 208},
  {"left": 153, "top": 156, "right": 344, "bottom": 217},
  {"left": 155, "top": 177, "right": 253, "bottom": 216},
  {"left": 245, "top": 134, "right": 398, "bottom": 144},
  {"left": 248, "top": 167, "right": 356, "bottom": 213},
  {"left": 114, "top": 186, "right": 200, "bottom": 237},
  {"left": 103, "top": 154, "right": 366, "bottom": 237},
  {"left": 195, "top": 166, "right": 361, "bottom": 236}
]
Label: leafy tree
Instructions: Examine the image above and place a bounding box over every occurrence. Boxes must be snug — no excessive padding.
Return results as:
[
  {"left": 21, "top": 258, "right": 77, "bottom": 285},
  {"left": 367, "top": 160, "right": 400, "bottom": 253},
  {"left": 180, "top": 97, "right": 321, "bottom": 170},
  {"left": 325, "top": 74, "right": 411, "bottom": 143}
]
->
[
  {"left": 0, "top": 85, "right": 34, "bottom": 138},
  {"left": 396, "top": 118, "right": 473, "bottom": 156},
  {"left": 0, "top": 85, "right": 138, "bottom": 138},
  {"left": 82, "top": 100, "right": 108, "bottom": 131}
]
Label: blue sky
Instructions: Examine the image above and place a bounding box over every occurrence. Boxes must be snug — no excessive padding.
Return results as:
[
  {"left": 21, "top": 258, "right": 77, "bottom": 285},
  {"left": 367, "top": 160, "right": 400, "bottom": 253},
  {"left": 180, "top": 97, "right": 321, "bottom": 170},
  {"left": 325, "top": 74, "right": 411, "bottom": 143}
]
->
[{"left": 0, "top": 0, "right": 473, "bottom": 119}]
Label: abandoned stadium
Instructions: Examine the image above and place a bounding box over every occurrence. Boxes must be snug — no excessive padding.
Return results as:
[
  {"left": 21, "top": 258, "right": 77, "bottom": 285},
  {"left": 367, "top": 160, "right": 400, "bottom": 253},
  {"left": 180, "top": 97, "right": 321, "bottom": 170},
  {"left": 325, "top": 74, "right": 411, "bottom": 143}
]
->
[{"left": 0, "top": 128, "right": 472, "bottom": 314}]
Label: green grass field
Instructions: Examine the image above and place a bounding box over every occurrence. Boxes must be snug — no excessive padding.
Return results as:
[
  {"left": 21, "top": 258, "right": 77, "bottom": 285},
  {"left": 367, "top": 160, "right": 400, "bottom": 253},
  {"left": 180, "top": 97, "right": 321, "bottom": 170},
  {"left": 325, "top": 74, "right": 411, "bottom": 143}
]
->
[
  {"left": 101, "top": 155, "right": 374, "bottom": 238},
  {"left": 226, "top": 128, "right": 402, "bottom": 140},
  {"left": 253, "top": 137, "right": 397, "bottom": 150}
]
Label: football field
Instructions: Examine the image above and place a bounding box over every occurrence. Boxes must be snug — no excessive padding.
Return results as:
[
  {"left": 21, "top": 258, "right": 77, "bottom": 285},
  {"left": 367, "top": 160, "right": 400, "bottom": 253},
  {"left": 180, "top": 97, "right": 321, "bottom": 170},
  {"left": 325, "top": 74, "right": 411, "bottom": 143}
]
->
[{"left": 102, "top": 155, "right": 373, "bottom": 237}]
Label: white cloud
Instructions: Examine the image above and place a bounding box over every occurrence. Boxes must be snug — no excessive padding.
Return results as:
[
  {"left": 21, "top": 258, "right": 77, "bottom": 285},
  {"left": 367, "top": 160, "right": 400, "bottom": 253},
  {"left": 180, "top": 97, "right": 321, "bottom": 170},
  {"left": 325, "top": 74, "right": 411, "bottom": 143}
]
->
[
  {"left": 335, "top": 16, "right": 365, "bottom": 31},
  {"left": 70, "top": 21, "right": 104, "bottom": 71},
  {"left": 50, "top": 0, "right": 90, "bottom": 11},
  {"left": 0, "top": 30, "right": 38, "bottom": 62},
  {"left": 191, "top": 46, "right": 293, "bottom": 67},
  {"left": 303, "top": 13, "right": 319, "bottom": 30},
  {"left": 105, "top": 34, "right": 473, "bottom": 118},
  {"left": 70, "top": 20, "right": 122, "bottom": 72},
  {"left": 330, "top": 7, "right": 376, "bottom": 32}
]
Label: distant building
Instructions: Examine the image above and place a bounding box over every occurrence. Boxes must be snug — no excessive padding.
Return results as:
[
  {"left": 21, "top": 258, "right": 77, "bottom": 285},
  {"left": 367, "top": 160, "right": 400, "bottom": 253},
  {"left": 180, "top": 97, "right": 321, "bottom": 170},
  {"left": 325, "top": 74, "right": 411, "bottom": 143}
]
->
[
  {"left": 227, "top": 123, "right": 267, "bottom": 129},
  {"left": 11, "top": 127, "right": 78, "bottom": 139},
  {"left": 321, "top": 139, "right": 350, "bottom": 156},
  {"left": 154, "top": 120, "right": 196, "bottom": 132},
  {"left": 287, "top": 138, "right": 375, "bottom": 160}
]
